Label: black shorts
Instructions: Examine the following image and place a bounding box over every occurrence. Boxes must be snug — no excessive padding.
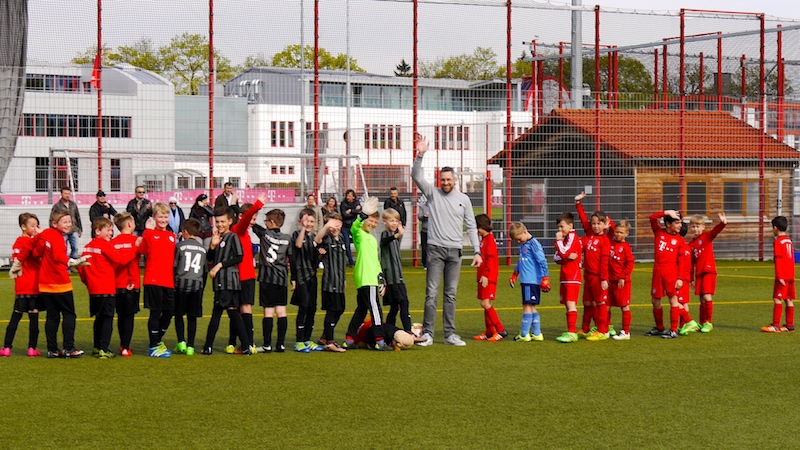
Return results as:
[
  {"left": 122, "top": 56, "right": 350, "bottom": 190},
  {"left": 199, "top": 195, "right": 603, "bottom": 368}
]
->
[
  {"left": 90, "top": 294, "right": 116, "bottom": 318},
  {"left": 214, "top": 290, "right": 240, "bottom": 309},
  {"left": 14, "top": 295, "right": 43, "bottom": 312},
  {"left": 175, "top": 290, "right": 204, "bottom": 318},
  {"left": 321, "top": 291, "right": 346, "bottom": 312},
  {"left": 259, "top": 282, "right": 288, "bottom": 307},
  {"left": 42, "top": 291, "right": 76, "bottom": 315},
  {"left": 290, "top": 277, "right": 317, "bottom": 308},
  {"left": 143, "top": 285, "right": 175, "bottom": 311},
  {"left": 239, "top": 279, "right": 256, "bottom": 306},
  {"left": 383, "top": 283, "right": 409, "bottom": 307},
  {"left": 116, "top": 289, "right": 141, "bottom": 315}
]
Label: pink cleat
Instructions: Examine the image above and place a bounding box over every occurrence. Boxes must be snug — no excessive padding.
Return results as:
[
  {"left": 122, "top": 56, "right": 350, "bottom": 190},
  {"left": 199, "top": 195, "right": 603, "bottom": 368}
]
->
[
  {"left": 0, "top": 347, "right": 11, "bottom": 357},
  {"left": 27, "top": 348, "right": 41, "bottom": 358}
]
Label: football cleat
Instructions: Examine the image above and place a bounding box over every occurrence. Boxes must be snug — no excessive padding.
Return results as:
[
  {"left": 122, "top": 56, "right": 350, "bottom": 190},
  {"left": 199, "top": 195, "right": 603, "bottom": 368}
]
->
[
  {"left": 661, "top": 330, "right": 679, "bottom": 339},
  {"left": 761, "top": 325, "right": 782, "bottom": 333},
  {"left": 700, "top": 322, "right": 714, "bottom": 333},
  {"left": 612, "top": 331, "right": 630, "bottom": 340},
  {"left": 555, "top": 332, "right": 578, "bottom": 343}
]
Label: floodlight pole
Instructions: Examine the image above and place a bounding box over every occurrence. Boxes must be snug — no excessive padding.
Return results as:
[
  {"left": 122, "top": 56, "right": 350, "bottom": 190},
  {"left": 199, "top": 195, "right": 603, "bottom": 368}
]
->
[
  {"left": 571, "top": 0, "right": 583, "bottom": 109},
  {"left": 593, "top": 5, "right": 601, "bottom": 211},
  {"left": 505, "top": 0, "right": 512, "bottom": 266},
  {"left": 96, "top": 0, "right": 103, "bottom": 191},
  {"left": 208, "top": 0, "right": 215, "bottom": 199}
]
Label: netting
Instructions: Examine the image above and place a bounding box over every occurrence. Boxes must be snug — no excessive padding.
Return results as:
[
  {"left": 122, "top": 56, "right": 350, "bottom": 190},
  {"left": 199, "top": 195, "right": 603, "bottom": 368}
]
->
[{"left": 1, "top": 0, "right": 799, "bottom": 265}]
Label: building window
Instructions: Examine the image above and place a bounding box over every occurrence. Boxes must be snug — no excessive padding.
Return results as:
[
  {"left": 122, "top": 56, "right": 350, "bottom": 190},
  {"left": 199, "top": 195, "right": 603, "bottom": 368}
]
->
[
  {"left": 434, "top": 125, "right": 469, "bottom": 150},
  {"left": 34, "top": 157, "right": 79, "bottom": 193},
  {"left": 288, "top": 166, "right": 295, "bottom": 175},
  {"left": 194, "top": 177, "right": 207, "bottom": 189},
  {"left": 25, "top": 74, "right": 81, "bottom": 93},
  {"left": 305, "top": 122, "right": 329, "bottom": 150},
  {"left": 271, "top": 165, "right": 278, "bottom": 175},
  {"left": 663, "top": 182, "right": 707, "bottom": 215},
  {"left": 279, "top": 166, "right": 287, "bottom": 175},
  {"left": 724, "top": 181, "right": 760, "bottom": 215},
  {"left": 504, "top": 126, "right": 527, "bottom": 141},
  {"left": 177, "top": 176, "right": 190, "bottom": 189},
  {"left": 110, "top": 158, "right": 121, "bottom": 192},
  {"left": 228, "top": 177, "right": 241, "bottom": 188},
  {"left": 213, "top": 177, "right": 224, "bottom": 189},
  {"left": 271, "top": 121, "right": 294, "bottom": 147},
  {"left": 19, "top": 114, "right": 131, "bottom": 138},
  {"left": 364, "top": 124, "right": 401, "bottom": 149}
]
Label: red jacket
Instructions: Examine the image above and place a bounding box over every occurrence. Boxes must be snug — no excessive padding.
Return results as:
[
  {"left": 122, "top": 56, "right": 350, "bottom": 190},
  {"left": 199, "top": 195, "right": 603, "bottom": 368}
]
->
[
  {"left": 554, "top": 229, "right": 582, "bottom": 284},
  {"left": 774, "top": 235, "right": 795, "bottom": 282},
  {"left": 476, "top": 232, "right": 498, "bottom": 283},
  {"left": 576, "top": 202, "right": 610, "bottom": 280},
  {"left": 32, "top": 228, "right": 72, "bottom": 294},
  {"left": 12, "top": 235, "right": 40, "bottom": 296},
  {"left": 689, "top": 222, "right": 726, "bottom": 276},
  {"left": 79, "top": 237, "right": 139, "bottom": 295},
  {"left": 231, "top": 199, "right": 263, "bottom": 281},
  {"left": 609, "top": 240, "right": 634, "bottom": 282},
  {"left": 138, "top": 228, "right": 176, "bottom": 288},
  {"left": 651, "top": 212, "right": 683, "bottom": 266},
  {"left": 112, "top": 234, "right": 141, "bottom": 290}
]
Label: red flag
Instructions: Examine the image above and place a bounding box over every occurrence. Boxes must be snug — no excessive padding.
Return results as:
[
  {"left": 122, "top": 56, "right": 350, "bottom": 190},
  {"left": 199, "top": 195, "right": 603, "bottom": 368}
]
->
[{"left": 90, "top": 55, "right": 100, "bottom": 89}]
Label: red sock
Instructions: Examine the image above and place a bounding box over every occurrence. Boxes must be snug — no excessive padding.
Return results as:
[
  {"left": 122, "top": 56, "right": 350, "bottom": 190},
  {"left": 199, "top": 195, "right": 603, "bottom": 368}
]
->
[
  {"left": 680, "top": 307, "right": 692, "bottom": 324},
  {"left": 787, "top": 305, "right": 795, "bottom": 328},
  {"left": 488, "top": 307, "right": 504, "bottom": 333},
  {"left": 622, "top": 310, "right": 632, "bottom": 334},
  {"left": 581, "top": 304, "right": 594, "bottom": 332},
  {"left": 607, "top": 307, "right": 613, "bottom": 329},
  {"left": 483, "top": 310, "right": 494, "bottom": 336},
  {"left": 773, "top": 303, "right": 783, "bottom": 327},
  {"left": 669, "top": 306, "right": 680, "bottom": 332},
  {"left": 699, "top": 302, "right": 707, "bottom": 324},
  {"left": 654, "top": 307, "right": 664, "bottom": 330},
  {"left": 596, "top": 303, "right": 608, "bottom": 334},
  {"left": 706, "top": 301, "right": 713, "bottom": 323},
  {"left": 567, "top": 310, "right": 578, "bottom": 333}
]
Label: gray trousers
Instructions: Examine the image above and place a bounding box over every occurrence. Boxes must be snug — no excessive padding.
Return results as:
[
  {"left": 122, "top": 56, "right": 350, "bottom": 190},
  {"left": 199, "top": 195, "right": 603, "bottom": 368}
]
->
[{"left": 423, "top": 245, "right": 462, "bottom": 339}]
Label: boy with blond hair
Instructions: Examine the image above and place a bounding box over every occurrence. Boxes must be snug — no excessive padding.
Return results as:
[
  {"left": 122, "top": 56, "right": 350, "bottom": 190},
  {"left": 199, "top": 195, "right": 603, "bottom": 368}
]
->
[
  {"left": 609, "top": 220, "right": 635, "bottom": 340},
  {"left": 473, "top": 214, "right": 506, "bottom": 342},
  {"left": 112, "top": 212, "right": 141, "bottom": 356},
  {"left": 508, "top": 222, "right": 550, "bottom": 341},
  {"left": 762, "top": 216, "right": 795, "bottom": 333},
  {"left": 687, "top": 213, "right": 727, "bottom": 333},
  {"left": 381, "top": 208, "right": 412, "bottom": 333}
]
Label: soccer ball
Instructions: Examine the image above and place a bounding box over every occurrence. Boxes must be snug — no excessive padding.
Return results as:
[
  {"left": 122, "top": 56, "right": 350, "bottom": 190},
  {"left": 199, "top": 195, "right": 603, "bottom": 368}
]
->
[
  {"left": 411, "top": 323, "right": 423, "bottom": 337},
  {"left": 394, "top": 331, "right": 415, "bottom": 349}
]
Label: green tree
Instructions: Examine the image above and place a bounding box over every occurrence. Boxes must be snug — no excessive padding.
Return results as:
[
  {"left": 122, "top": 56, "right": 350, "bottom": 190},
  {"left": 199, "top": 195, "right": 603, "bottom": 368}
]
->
[
  {"left": 271, "top": 44, "right": 364, "bottom": 72},
  {"left": 71, "top": 44, "right": 116, "bottom": 66},
  {"left": 240, "top": 53, "right": 271, "bottom": 71},
  {"left": 395, "top": 59, "right": 412, "bottom": 77},
  {"left": 419, "top": 47, "right": 504, "bottom": 80},
  {"left": 159, "top": 33, "right": 235, "bottom": 95},
  {"left": 109, "top": 38, "right": 161, "bottom": 72}
]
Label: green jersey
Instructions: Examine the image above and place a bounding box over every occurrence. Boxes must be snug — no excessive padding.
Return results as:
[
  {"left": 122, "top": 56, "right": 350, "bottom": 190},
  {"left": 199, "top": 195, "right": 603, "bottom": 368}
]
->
[{"left": 351, "top": 215, "right": 381, "bottom": 288}]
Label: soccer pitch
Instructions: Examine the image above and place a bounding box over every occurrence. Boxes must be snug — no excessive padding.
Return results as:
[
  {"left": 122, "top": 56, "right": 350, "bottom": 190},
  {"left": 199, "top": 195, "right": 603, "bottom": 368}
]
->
[{"left": 1, "top": 260, "right": 798, "bottom": 448}]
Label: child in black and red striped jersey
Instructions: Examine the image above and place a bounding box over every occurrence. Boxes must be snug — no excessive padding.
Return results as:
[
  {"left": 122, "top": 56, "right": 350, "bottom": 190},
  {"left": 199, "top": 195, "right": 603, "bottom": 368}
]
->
[
  {"left": 2, "top": 213, "right": 43, "bottom": 358},
  {"left": 609, "top": 220, "right": 634, "bottom": 340},
  {"left": 112, "top": 212, "right": 141, "bottom": 357},
  {"left": 762, "top": 216, "right": 796, "bottom": 333},
  {"left": 687, "top": 213, "right": 727, "bottom": 333},
  {"left": 138, "top": 202, "right": 178, "bottom": 358},
  {"left": 79, "top": 217, "right": 140, "bottom": 358}
]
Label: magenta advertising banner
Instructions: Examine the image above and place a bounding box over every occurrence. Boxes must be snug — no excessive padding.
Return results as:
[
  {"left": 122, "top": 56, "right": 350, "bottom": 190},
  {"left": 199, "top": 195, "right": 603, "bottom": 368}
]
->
[{"left": 1, "top": 189, "right": 296, "bottom": 206}]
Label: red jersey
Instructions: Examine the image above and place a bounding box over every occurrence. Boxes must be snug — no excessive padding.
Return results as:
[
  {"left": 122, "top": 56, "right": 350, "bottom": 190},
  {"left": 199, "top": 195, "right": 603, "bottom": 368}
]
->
[
  {"left": 689, "top": 222, "right": 726, "bottom": 276},
  {"left": 554, "top": 229, "right": 582, "bottom": 284},
  {"left": 32, "top": 228, "right": 72, "bottom": 294},
  {"left": 477, "top": 232, "right": 498, "bottom": 283},
  {"left": 609, "top": 240, "right": 634, "bottom": 282},
  {"left": 231, "top": 199, "right": 263, "bottom": 281},
  {"left": 774, "top": 235, "right": 795, "bottom": 282},
  {"left": 79, "top": 237, "right": 139, "bottom": 295},
  {"left": 138, "top": 228, "right": 176, "bottom": 288},
  {"left": 651, "top": 212, "right": 684, "bottom": 266},
  {"left": 678, "top": 240, "right": 692, "bottom": 281},
  {"left": 112, "top": 234, "right": 141, "bottom": 289},
  {"left": 12, "top": 235, "right": 40, "bottom": 296},
  {"left": 576, "top": 202, "right": 610, "bottom": 280}
]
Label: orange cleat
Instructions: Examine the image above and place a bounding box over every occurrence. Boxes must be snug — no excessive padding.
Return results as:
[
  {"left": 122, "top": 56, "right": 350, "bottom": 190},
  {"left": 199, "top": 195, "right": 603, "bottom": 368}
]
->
[
  {"left": 761, "top": 325, "right": 782, "bottom": 333},
  {"left": 486, "top": 333, "right": 504, "bottom": 342}
]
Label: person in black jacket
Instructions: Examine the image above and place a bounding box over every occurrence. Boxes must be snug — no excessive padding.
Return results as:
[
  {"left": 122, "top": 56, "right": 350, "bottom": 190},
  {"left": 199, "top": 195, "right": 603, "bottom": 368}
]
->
[
  {"left": 125, "top": 186, "right": 152, "bottom": 236},
  {"left": 338, "top": 189, "right": 361, "bottom": 266},
  {"left": 190, "top": 194, "right": 214, "bottom": 248},
  {"left": 89, "top": 190, "right": 117, "bottom": 238}
]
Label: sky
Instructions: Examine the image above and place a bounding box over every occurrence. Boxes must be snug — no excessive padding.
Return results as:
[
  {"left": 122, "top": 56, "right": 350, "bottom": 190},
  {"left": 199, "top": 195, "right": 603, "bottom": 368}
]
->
[{"left": 596, "top": 0, "right": 800, "bottom": 19}]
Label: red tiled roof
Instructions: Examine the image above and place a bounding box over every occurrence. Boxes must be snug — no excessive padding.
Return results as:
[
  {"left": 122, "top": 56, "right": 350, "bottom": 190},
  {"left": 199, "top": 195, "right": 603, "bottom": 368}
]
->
[{"left": 493, "top": 109, "right": 799, "bottom": 163}]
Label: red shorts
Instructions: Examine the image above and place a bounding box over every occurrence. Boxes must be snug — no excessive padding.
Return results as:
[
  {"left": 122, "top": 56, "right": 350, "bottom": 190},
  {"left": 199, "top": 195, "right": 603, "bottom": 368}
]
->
[
  {"left": 651, "top": 264, "right": 678, "bottom": 299},
  {"left": 582, "top": 273, "right": 608, "bottom": 304},
  {"left": 477, "top": 282, "right": 497, "bottom": 301},
  {"left": 560, "top": 283, "right": 580, "bottom": 305},
  {"left": 694, "top": 273, "right": 717, "bottom": 296},
  {"left": 676, "top": 281, "right": 690, "bottom": 304},
  {"left": 774, "top": 280, "right": 796, "bottom": 301},
  {"left": 608, "top": 281, "right": 631, "bottom": 307}
]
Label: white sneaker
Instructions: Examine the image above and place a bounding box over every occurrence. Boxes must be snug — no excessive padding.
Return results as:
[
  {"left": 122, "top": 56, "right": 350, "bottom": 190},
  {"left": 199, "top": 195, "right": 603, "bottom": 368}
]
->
[
  {"left": 416, "top": 333, "right": 433, "bottom": 347},
  {"left": 612, "top": 331, "right": 630, "bottom": 340},
  {"left": 444, "top": 334, "right": 467, "bottom": 347}
]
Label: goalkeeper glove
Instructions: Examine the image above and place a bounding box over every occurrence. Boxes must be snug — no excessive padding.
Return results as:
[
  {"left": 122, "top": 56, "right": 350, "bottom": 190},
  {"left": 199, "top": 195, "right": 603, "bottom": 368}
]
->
[
  {"left": 361, "top": 196, "right": 379, "bottom": 216},
  {"left": 68, "top": 255, "right": 92, "bottom": 268},
  {"left": 378, "top": 273, "right": 387, "bottom": 297},
  {"left": 8, "top": 260, "right": 22, "bottom": 279},
  {"left": 509, "top": 272, "right": 518, "bottom": 289},
  {"left": 541, "top": 276, "right": 551, "bottom": 293}
]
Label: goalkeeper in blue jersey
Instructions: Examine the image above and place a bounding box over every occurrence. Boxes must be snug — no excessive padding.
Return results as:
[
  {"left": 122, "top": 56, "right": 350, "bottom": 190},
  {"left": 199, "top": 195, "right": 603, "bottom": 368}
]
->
[{"left": 508, "top": 222, "right": 550, "bottom": 342}]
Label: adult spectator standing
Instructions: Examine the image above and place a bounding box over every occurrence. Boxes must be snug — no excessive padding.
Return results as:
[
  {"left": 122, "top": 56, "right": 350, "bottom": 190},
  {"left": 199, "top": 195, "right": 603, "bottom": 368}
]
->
[
  {"left": 412, "top": 135, "right": 481, "bottom": 347},
  {"left": 51, "top": 186, "right": 83, "bottom": 259},
  {"left": 88, "top": 190, "right": 117, "bottom": 238},
  {"left": 384, "top": 187, "right": 407, "bottom": 229},
  {"left": 214, "top": 182, "right": 240, "bottom": 213},
  {"left": 190, "top": 193, "right": 214, "bottom": 248},
  {"left": 167, "top": 196, "right": 186, "bottom": 237},
  {"left": 126, "top": 186, "right": 152, "bottom": 236},
  {"left": 339, "top": 189, "right": 361, "bottom": 267},
  {"left": 304, "top": 192, "right": 324, "bottom": 234},
  {"left": 321, "top": 196, "right": 338, "bottom": 219},
  {"left": 417, "top": 194, "right": 430, "bottom": 268}
]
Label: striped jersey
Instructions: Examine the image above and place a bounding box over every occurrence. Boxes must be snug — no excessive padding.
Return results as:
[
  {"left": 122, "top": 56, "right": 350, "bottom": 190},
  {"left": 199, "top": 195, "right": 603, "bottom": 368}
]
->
[
  {"left": 319, "top": 234, "right": 347, "bottom": 293},
  {"left": 253, "top": 224, "right": 291, "bottom": 286},
  {"left": 290, "top": 229, "right": 318, "bottom": 285},
  {"left": 380, "top": 230, "right": 404, "bottom": 285},
  {"left": 174, "top": 237, "right": 208, "bottom": 293},
  {"left": 209, "top": 231, "right": 243, "bottom": 292}
]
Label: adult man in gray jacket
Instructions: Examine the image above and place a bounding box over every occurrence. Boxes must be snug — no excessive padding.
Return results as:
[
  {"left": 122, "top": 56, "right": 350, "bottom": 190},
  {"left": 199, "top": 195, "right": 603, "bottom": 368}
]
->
[{"left": 412, "top": 135, "right": 482, "bottom": 347}]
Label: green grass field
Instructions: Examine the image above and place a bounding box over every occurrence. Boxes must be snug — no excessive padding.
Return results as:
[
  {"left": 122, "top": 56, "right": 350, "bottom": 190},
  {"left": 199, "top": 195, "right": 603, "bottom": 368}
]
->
[{"left": 1, "top": 260, "right": 798, "bottom": 449}]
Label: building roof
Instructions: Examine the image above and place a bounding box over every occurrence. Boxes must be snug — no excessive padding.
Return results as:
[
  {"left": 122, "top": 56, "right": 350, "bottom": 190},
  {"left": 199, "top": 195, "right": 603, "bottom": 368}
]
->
[{"left": 490, "top": 109, "right": 800, "bottom": 165}]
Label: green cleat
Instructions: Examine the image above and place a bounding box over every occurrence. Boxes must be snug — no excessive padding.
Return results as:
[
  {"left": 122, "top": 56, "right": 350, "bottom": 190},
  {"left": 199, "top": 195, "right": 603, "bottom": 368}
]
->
[
  {"left": 586, "top": 331, "right": 608, "bottom": 342},
  {"left": 224, "top": 345, "right": 236, "bottom": 354},
  {"left": 98, "top": 349, "right": 115, "bottom": 359},
  {"left": 514, "top": 334, "right": 532, "bottom": 342},
  {"left": 607, "top": 325, "right": 617, "bottom": 336},
  {"left": 531, "top": 334, "right": 544, "bottom": 341},
  {"left": 700, "top": 322, "right": 713, "bottom": 333},
  {"left": 556, "top": 332, "right": 578, "bottom": 343},
  {"left": 174, "top": 341, "right": 187, "bottom": 353},
  {"left": 185, "top": 346, "right": 195, "bottom": 356},
  {"left": 679, "top": 320, "right": 700, "bottom": 336},
  {"left": 92, "top": 348, "right": 101, "bottom": 356},
  {"left": 576, "top": 330, "right": 592, "bottom": 339}
]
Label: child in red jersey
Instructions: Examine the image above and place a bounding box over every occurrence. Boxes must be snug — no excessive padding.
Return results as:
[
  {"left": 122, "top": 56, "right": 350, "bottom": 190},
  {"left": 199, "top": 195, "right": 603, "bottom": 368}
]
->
[
  {"left": 675, "top": 223, "right": 699, "bottom": 336},
  {"left": 224, "top": 192, "right": 266, "bottom": 354},
  {"left": 32, "top": 210, "right": 90, "bottom": 358},
  {"left": 609, "top": 220, "right": 635, "bottom": 340},
  {"left": 2, "top": 213, "right": 43, "bottom": 357},
  {"left": 138, "top": 202, "right": 178, "bottom": 357},
  {"left": 574, "top": 192, "right": 611, "bottom": 341},
  {"left": 687, "top": 213, "right": 727, "bottom": 333},
  {"left": 79, "top": 217, "right": 139, "bottom": 358},
  {"left": 762, "top": 216, "right": 795, "bottom": 333},
  {"left": 554, "top": 212, "right": 583, "bottom": 343},
  {"left": 111, "top": 212, "right": 141, "bottom": 357},
  {"left": 473, "top": 214, "right": 506, "bottom": 342}
]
